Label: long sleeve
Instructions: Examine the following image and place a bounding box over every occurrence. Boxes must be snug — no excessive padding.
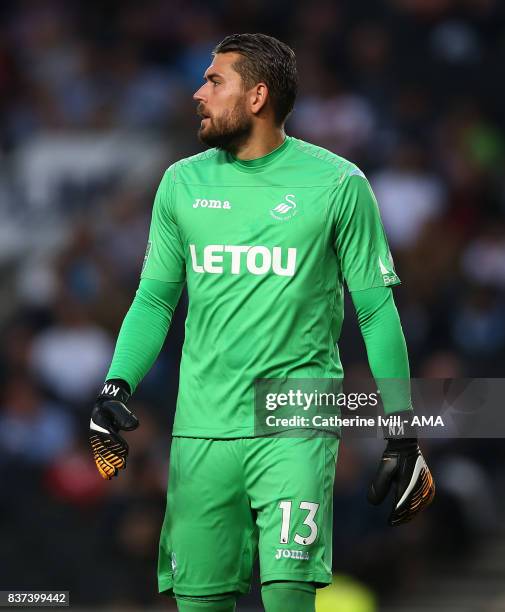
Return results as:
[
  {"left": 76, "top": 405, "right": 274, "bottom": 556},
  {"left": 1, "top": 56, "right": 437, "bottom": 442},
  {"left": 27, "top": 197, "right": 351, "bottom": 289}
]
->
[
  {"left": 106, "top": 277, "right": 184, "bottom": 392},
  {"left": 351, "top": 286, "right": 412, "bottom": 414}
]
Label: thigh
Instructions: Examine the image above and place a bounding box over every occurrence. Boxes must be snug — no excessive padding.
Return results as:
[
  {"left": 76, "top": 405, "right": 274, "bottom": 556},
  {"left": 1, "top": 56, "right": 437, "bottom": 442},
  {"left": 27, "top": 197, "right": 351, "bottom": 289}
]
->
[
  {"left": 158, "top": 437, "right": 257, "bottom": 597},
  {"left": 245, "top": 435, "right": 339, "bottom": 587}
]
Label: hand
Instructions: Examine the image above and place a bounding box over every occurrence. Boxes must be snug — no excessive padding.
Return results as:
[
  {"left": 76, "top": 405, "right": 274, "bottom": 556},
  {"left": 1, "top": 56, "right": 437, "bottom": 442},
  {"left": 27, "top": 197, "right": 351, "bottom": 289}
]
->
[
  {"left": 89, "top": 380, "right": 139, "bottom": 480},
  {"left": 368, "top": 438, "right": 435, "bottom": 526}
]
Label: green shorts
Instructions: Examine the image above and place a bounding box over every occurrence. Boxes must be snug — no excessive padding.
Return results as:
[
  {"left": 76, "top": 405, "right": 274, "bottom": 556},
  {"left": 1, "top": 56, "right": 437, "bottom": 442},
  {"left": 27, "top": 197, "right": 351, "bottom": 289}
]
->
[{"left": 158, "top": 434, "right": 339, "bottom": 596}]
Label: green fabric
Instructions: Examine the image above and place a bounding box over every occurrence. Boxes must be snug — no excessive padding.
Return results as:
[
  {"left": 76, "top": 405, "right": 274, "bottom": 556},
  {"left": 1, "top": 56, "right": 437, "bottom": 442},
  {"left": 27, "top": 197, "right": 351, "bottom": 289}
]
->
[
  {"left": 158, "top": 436, "right": 338, "bottom": 595},
  {"left": 138, "top": 135, "right": 399, "bottom": 437},
  {"left": 175, "top": 594, "right": 236, "bottom": 611},
  {"left": 351, "top": 286, "right": 412, "bottom": 414},
  {"left": 261, "top": 581, "right": 316, "bottom": 612},
  {"left": 106, "top": 277, "right": 183, "bottom": 392}
]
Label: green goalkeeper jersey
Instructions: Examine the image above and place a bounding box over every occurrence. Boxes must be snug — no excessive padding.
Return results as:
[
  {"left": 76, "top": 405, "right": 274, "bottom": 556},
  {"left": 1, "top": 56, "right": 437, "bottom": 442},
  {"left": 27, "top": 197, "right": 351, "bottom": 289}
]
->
[{"left": 141, "top": 135, "right": 400, "bottom": 437}]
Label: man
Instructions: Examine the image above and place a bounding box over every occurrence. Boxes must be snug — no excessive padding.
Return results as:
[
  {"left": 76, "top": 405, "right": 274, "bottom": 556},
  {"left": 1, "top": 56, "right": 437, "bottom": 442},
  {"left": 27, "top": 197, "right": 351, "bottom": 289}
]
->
[{"left": 90, "top": 33, "right": 435, "bottom": 612}]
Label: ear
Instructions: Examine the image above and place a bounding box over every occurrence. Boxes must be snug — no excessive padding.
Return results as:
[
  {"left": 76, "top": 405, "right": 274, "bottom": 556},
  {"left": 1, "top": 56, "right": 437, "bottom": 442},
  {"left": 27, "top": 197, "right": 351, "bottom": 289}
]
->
[{"left": 250, "top": 83, "right": 269, "bottom": 116}]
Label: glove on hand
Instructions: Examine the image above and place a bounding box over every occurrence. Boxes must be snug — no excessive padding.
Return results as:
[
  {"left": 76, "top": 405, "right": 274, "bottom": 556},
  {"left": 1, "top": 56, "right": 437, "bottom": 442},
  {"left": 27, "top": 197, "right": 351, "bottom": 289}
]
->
[
  {"left": 90, "top": 380, "right": 139, "bottom": 480},
  {"left": 368, "top": 438, "right": 435, "bottom": 526}
]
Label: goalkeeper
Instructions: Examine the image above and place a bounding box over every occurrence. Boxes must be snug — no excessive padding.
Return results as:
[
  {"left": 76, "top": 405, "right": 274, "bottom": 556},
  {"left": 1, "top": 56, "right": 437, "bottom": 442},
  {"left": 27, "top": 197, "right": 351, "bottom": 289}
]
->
[{"left": 90, "top": 33, "right": 434, "bottom": 612}]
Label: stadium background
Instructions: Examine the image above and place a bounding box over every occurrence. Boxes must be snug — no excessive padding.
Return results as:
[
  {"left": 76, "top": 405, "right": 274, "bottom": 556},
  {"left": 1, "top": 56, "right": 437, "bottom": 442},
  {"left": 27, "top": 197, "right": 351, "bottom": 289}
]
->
[{"left": 1, "top": 1, "right": 505, "bottom": 610}]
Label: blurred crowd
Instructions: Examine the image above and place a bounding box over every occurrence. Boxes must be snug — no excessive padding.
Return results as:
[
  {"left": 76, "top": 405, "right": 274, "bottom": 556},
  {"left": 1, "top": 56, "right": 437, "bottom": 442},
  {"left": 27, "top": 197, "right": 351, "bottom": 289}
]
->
[{"left": 1, "top": 0, "right": 505, "bottom": 609}]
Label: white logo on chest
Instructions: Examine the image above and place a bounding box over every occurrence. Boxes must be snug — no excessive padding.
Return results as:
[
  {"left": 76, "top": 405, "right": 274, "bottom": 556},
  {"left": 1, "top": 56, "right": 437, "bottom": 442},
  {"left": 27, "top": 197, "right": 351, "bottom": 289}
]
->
[
  {"left": 193, "top": 198, "right": 231, "bottom": 209},
  {"left": 190, "top": 244, "right": 297, "bottom": 277},
  {"left": 271, "top": 194, "right": 297, "bottom": 221}
]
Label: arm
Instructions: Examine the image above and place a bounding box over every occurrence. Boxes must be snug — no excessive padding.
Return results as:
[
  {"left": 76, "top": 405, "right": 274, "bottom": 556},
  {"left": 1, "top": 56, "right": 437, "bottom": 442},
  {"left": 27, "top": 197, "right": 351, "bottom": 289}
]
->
[
  {"left": 107, "top": 164, "right": 186, "bottom": 391},
  {"left": 334, "top": 169, "right": 435, "bottom": 524},
  {"left": 106, "top": 277, "right": 184, "bottom": 393},
  {"left": 352, "top": 287, "right": 436, "bottom": 525},
  {"left": 351, "top": 286, "right": 412, "bottom": 416},
  {"left": 90, "top": 165, "right": 186, "bottom": 480},
  {"left": 334, "top": 172, "right": 411, "bottom": 417}
]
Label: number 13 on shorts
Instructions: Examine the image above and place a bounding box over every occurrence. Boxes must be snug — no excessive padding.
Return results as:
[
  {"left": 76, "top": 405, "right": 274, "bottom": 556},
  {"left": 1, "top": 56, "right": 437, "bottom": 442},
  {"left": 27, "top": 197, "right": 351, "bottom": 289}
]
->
[{"left": 279, "top": 500, "right": 320, "bottom": 546}]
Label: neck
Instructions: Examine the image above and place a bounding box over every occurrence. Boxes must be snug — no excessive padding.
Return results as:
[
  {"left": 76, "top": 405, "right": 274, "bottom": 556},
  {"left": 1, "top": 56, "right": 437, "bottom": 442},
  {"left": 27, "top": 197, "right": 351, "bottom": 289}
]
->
[{"left": 233, "top": 125, "right": 286, "bottom": 160}]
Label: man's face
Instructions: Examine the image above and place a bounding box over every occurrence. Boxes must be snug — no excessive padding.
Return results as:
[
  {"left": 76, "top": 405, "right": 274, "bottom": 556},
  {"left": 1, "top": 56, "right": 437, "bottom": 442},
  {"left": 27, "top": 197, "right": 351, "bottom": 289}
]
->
[{"left": 193, "top": 52, "right": 253, "bottom": 151}]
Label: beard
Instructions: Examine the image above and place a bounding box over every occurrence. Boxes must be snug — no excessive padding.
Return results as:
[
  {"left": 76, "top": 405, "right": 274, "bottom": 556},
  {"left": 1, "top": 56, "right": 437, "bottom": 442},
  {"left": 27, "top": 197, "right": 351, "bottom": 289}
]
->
[{"left": 197, "top": 98, "right": 253, "bottom": 153}]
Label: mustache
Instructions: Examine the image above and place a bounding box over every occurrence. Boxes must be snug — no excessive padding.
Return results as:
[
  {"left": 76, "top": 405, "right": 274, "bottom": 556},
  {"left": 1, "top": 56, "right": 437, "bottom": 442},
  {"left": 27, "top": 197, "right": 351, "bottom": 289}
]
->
[{"left": 196, "top": 104, "right": 211, "bottom": 119}]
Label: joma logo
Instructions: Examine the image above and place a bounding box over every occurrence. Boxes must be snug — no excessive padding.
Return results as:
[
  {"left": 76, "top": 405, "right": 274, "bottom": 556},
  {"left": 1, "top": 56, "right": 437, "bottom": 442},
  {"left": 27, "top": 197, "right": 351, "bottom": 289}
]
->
[
  {"left": 193, "top": 198, "right": 231, "bottom": 209},
  {"left": 275, "top": 549, "right": 310, "bottom": 561}
]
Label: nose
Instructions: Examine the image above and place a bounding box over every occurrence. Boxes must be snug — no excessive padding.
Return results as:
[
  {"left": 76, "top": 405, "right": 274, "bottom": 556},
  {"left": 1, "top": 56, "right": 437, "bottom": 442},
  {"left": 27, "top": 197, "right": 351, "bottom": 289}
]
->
[{"left": 193, "top": 85, "right": 206, "bottom": 102}]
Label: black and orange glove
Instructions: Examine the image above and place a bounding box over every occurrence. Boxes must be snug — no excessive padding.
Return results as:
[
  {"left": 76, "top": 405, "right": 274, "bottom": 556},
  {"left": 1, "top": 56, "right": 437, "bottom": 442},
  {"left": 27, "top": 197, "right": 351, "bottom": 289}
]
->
[
  {"left": 368, "top": 438, "right": 435, "bottom": 526},
  {"left": 89, "top": 380, "right": 139, "bottom": 480}
]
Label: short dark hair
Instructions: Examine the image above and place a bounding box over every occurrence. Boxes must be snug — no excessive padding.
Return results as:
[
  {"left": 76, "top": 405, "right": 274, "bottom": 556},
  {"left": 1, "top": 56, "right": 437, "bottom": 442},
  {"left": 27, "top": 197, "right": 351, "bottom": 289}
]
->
[{"left": 213, "top": 33, "right": 298, "bottom": 126}]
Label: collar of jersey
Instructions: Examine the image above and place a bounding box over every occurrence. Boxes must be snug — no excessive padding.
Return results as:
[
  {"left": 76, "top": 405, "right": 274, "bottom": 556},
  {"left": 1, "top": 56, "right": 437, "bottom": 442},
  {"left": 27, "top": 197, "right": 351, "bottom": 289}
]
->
[{"left": 228, "top": 136, "right": 292, "bottom": 173}]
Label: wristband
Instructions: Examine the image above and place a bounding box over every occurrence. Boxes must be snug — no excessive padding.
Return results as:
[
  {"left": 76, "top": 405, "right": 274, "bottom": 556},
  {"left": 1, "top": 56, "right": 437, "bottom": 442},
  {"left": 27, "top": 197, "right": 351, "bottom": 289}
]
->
[{"left": 98, "top": 379, "right": 131, "bottom": 404}]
